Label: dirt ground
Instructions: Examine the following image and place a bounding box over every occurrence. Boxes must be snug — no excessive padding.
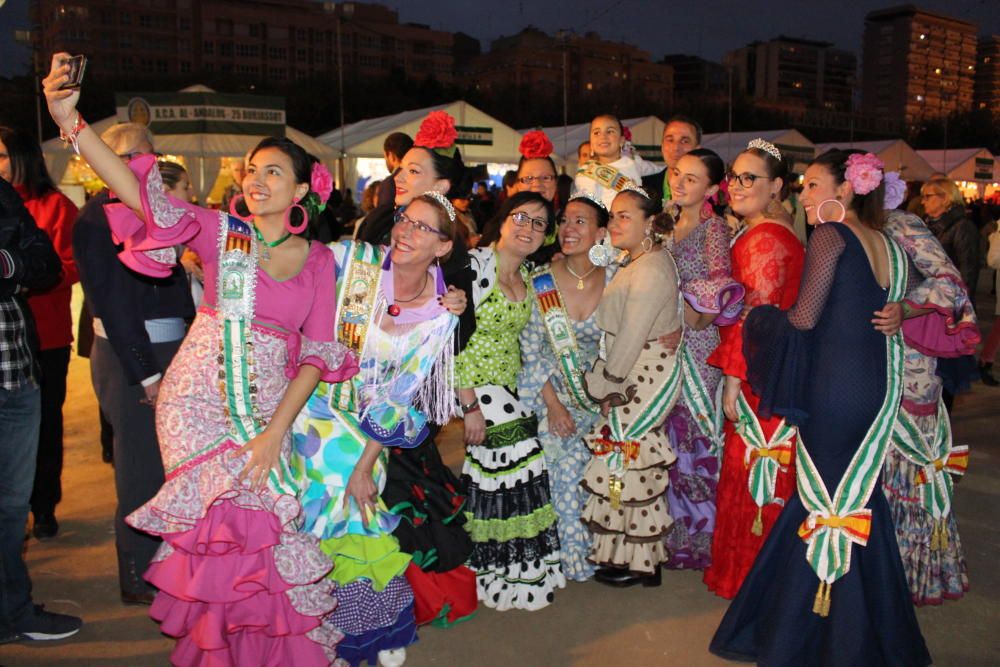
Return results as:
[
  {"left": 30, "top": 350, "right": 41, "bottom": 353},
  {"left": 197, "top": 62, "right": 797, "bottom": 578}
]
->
[{"left": 1, "top": 285, "right": 997, "bottom": 667}]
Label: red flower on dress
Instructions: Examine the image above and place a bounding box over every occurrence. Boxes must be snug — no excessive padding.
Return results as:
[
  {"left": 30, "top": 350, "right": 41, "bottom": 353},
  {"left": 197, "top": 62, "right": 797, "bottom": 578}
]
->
[
  {"left": 411, "top": 484, "right": 426, "bottom": 501},
  {"left": 519, "top": 130, "right": 554, "bottom": 159},
  {"left": 414, "top": 111, "right": 458, "bottom": 149}
]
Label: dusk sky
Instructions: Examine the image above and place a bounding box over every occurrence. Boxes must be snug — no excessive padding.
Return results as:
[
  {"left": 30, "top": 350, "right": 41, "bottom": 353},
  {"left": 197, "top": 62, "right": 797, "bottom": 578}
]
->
[{"left": 2, "top": 0, "right": 999, "bottom": 78}]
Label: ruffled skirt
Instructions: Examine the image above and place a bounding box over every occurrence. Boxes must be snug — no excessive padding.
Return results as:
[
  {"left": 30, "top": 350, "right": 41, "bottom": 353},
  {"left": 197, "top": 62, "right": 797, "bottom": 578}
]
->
[{"left": 462, "top": 385, "right": 566, "bottom": 611}]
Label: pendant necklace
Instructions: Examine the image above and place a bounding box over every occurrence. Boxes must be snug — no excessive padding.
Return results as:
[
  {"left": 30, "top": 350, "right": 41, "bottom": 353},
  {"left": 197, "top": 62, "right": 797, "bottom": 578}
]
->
[
  {"left": 565, "top": 259, "right": 599, "bottom": 289},
  {"left": 252, "top": 226, "right": 292, "bottom": 261},
  {"left": 387, "top": 271, "right": 429, "bottom": 316}
]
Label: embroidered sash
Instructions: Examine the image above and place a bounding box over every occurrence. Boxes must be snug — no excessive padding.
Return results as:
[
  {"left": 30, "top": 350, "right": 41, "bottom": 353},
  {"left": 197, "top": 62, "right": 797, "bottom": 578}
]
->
[
  {"left": 794, "top": 235, "right": 908, "bottom": 616},
  {"left": 531, "top": 268, "right": 599, "bottom": 415},
  {"left": 577, "top": 161, "right": 634, "bottom": 193},
  {"left": 680, "top": 346, "right": 725, "bottom": 454},
  {"left": 330, "top": 241, "right": 384, "bottom": 412},
  {"left": 892, "top": 399, "right": 968, "bottom": 548},
  {"left": 734, "top": 390, "right": 797, "bottom": 535}
]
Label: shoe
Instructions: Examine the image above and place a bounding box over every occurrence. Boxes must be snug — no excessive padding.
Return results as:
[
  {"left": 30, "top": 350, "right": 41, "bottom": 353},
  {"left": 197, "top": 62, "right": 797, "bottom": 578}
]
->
[
  {"left": 594, "top": 566, "right": 661, "bottom": 588},
  {"left": 32, "top": 514, "right": 59, "bottom": 540},
  {"left": 120, "top": 589, "right": 156, "bottom": 606},
  {"left": 378, "top": 647, "right": 407, "bottom": 667},
  {"left": 14, "top": 604, "right": 82, "bottom": 641},
  {"left": 979, "top": 362, "right": 999, "bottom": 387}
]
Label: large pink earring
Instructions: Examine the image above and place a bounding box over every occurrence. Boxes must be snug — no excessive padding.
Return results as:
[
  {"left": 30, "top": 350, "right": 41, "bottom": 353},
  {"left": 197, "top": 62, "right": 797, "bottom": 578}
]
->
[
  {"left": 284, "top": 200, "right": 308, "bottom": 234},
  {"left": 228, "top": 194, "right": 251, "bottom": 221},
  {"left": 817, "top": 199, "right": 846, "bottom": 224}
]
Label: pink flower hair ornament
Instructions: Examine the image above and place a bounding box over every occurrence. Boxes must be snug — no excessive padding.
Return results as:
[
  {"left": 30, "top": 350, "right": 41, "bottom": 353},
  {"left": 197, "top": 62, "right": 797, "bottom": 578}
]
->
[
  {"left": 310, "top": 162, "right": 334, "bottom": 209},
  {"left": 844, "top": 152, "right": 884, "bottom": 196}
]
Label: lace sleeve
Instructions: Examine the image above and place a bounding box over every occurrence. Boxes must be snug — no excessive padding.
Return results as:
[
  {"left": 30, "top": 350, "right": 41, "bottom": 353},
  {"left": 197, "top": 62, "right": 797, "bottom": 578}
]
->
[{"left": 786, "top": 223, "right": 845, "bottom": 331}]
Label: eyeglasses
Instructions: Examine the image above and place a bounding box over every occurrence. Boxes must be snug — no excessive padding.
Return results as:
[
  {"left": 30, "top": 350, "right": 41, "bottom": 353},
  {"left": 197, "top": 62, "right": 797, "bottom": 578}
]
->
[
  {"left": 518, "top": 175, "right": 556, "bottom": 185},
  {"left": 393, "top": 210, "right": 449, "bottom": 239},
  {"left": 726, "top": 171, "right": 770, "bottom": 188},
  {"left": 509, "top": 210, "right": 548, "bottom": 233}
]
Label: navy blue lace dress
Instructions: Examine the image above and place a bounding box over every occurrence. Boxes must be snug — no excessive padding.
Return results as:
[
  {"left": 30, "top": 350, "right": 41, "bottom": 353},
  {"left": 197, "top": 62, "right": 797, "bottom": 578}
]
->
[{"left": 710, "top": 222, "right": 931, "bottom": 667}]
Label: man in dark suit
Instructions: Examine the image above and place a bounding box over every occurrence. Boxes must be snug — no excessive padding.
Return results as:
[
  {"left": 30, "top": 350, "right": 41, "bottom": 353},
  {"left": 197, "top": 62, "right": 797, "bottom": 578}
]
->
[
  {"left": 642, "top": 115, "right": 703, "bottom": 204},
  {"left": 72, "top": 123, "right": 194, "bottom": 605}
]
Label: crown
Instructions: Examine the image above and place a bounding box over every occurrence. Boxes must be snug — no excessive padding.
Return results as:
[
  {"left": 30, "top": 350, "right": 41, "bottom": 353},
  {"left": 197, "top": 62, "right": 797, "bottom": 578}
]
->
[
  {"left": 620, "top": 182, "right": 652, "bottom": 199},
  {"left": 747, "top": 138, "right": 782, "bottom": 161},
  {"left": 421, "top": 190, "right": 456, "bottom": 222},
  {"left": 568, "top": 191, "right": 608, "bottom": 211}
]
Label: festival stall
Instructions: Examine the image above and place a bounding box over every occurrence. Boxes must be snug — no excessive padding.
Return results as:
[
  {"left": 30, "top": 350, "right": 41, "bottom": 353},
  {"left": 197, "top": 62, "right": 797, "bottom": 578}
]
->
[
  {"left": 42, "top": 85, "right": 337, "bottom": 205},
  {"left": 816, "top": 139, "right": 936, "bottom": 182},
  {"left": 317, "top": 101, "right": 533, "bottom": 194},
  {"left": 917, "top": 147, "right": 999, "bottom": 200}
]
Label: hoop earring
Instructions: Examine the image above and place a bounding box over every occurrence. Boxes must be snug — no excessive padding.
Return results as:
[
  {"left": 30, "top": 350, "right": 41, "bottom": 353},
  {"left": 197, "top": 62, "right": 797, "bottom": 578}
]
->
[
  {"left": 228, "top": 194, "right": 251, "bottom": 221},
  {"left": 817, "top": 199, "right": 846, "bottom": 224},
  {"left": 588, "top": 234, "right": 614, "bottom": 267},
  {"left": 284, "top": 202, "right": 309, "bottom": 234},
  {"left": 641, "top": 236, "right": 654, "bottom": 253}
]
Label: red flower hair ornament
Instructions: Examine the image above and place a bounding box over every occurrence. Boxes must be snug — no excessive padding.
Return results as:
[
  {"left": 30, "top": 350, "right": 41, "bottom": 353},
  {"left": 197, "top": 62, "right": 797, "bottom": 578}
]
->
[
  {"left": 519, "top": 130, "right": 554, "bottom": 160},
  {"left": 414, "top": 110, "right": 459, "bottom": 158}
]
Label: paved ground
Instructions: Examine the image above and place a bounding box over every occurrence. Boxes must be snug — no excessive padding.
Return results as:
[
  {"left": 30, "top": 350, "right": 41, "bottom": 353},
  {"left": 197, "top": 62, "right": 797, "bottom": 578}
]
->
[{"left": 1, "top": 286, "right": 997, "bottom": 667}]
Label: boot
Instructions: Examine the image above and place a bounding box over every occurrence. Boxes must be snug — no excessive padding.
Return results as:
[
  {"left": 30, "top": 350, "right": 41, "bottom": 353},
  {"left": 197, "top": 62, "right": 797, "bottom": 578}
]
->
[{"left": 980, "top": 362, "right": 999, "bottom": 387}]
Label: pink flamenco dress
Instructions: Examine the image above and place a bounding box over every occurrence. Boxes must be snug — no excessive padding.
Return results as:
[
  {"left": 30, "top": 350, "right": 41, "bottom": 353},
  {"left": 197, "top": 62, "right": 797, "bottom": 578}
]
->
[{"left": 110, "top": 155, "right": 359, "bottom": 666}]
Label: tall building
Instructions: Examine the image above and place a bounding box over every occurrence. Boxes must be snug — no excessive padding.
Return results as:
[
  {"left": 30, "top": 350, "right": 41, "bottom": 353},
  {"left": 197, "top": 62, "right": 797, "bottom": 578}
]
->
[
  {"left": 32, "top": 0, "right": 467, "bottom": 87},
  {"left": 660, "top": 54, "right": 729, "bottom": 99},
  {"left": 464, "top": 28, "right": 673, "bottom": 109},
  {"left": 724, "top": 36, "right": 856, "bottom": 111},
  {"left": 974, "top": 35, "right": 1000, "bottom": 112},
  {"left": 861, "top": 5, "right": 977, "bottom": 125}
]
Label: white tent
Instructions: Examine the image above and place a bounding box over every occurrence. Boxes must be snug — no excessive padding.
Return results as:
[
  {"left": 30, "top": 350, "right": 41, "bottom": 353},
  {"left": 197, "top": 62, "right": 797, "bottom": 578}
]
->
[
  {"left": 701, "top": 129, "right": 815, "bottom": 173},
  {"left": 318, "top": 101, "right": 532, "bottom": 192},
  {"left": 815, "top": 140, "right": 935, "bottom": 181},
  {"left": 917, "top": 147, "right": 998, "bottom": 199},
  {"left": 529, "top": 115, "right": 666, "bottom": 172},
  {"left": 42, "top": 85, "right": 337, "bottom": 202}
]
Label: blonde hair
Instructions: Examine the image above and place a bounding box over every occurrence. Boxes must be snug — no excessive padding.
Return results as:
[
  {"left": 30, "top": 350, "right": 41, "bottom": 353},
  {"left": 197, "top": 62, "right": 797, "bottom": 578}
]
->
[
  {"left": 100, "top": 122, "right": 154, "bottom": 155},
  {"left": 922, "top": 178, "right": 964, "bottom": 208}
]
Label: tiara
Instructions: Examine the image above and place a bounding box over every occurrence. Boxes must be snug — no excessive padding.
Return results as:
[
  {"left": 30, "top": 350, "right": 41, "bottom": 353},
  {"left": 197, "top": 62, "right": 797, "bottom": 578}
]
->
[
  {"left": 568, "top": 191, "right": 608, "bottom": 211},
  {"left": 747, "top": 138, "right": 781, "bottom": 161},
  {"left": 420, "top": 190, "right": 456, "bottom": 222},
  {"left": 620, "top": 182, "right": 652, "bottom": 199}
]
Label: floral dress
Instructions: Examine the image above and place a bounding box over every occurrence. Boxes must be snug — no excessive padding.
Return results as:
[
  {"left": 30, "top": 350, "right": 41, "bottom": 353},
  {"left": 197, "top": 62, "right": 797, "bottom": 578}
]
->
[
  {"left": 663, "top": 215, "right": 743, "bottom": 570},
  {"left": 457, "top": 247, "right": 566, "bottom": 611},
  {"left": 518, "top": 266, "right": 611, "bottom": 581}
]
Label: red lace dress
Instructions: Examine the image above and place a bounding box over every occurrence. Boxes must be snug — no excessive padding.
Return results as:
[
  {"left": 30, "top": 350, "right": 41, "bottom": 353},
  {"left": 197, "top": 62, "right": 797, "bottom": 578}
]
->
[{"left": 702, "top": 222, "right": 804, "bottom": 599}]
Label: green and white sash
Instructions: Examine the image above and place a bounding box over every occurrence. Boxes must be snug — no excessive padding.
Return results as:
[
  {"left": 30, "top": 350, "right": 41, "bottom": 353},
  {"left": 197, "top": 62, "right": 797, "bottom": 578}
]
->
[
  {"left": 531, "top": 268, "right": 599, "bottom": 415},
  {"left": 734, "top": 390, "right": 797, "bottom": 535},
  {"left": 215, "top": 214, "right": 294, "bottom": 495},
  {"left": 680, "top": 347, "right": 725, "bottom": 454},
  {"left": 892, "top": 399, "right": 969, "bottom": 549},
  {"left": 329, "top": 241, "right": 384, "bottom": 412},
  {"left": 576, "top": 161, "right": 634, "bottom": 193},
  {"left": 795, "top": 234, "right": 907, "bottom": 616}
]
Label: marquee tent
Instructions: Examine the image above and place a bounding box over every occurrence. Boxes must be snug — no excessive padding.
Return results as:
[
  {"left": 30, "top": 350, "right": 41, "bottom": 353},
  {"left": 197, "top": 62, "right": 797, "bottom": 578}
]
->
[
  {"left": 917, "top": 147, "right": 999, "bottom": 199},
  {"left": 529, "top": 116, "right": 667, "bottom": 171},
  {"left": 701, "top": 129, "right": 815, "bottom": 173},
  {"left": 317, "top": 101, "right": 533, "bottom": 191},
  {"left": 42, "top": 85, "right": 337, "bottom": 203},
  {"left": 815, "top": 139, "right": 935, "bottom": 181}
]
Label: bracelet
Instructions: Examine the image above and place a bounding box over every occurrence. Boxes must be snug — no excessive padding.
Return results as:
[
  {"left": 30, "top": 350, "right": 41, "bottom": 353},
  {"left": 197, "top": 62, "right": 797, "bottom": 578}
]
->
[
  {"left": 461, "top": 398, "right": 479, "bottom": 414},
  {"left": 463, "top": 404, "right": 481, "bottom": 416},
  {"left": 602, "top": 368, "right": 627, "bottom": 384},
  {"left": 59, "top": 112, "right": 87, "bottom": 155}
]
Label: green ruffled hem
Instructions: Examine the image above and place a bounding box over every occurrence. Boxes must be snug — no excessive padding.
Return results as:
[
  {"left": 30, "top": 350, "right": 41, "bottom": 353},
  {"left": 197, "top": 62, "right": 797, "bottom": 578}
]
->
[
  {"left": 428, "top": 603, "right": 477, "bottom": 629},
  {"left": 482, "top": 416, "right": 538, "bottom": 449},
  {"left": 464, "top": 504, "right": 558, "bottom": 543},
  {"left": 464, "top": 450, "right": 546, "bottom": 478},
  {"left": 320, "top": 533, "right": 411, "bottom": 592}
]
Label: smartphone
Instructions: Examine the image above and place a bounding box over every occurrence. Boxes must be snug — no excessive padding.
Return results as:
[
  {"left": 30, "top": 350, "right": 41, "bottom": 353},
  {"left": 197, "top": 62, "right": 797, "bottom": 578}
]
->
[{"left": 59, "top": 55, "right": 87, "bottom": 90}]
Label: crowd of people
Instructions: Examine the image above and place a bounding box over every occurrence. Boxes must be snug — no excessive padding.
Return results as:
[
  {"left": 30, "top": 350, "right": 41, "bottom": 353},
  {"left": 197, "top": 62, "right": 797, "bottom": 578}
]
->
[{"left": 0, "top": 50, "right": 993, "bottom": 666}]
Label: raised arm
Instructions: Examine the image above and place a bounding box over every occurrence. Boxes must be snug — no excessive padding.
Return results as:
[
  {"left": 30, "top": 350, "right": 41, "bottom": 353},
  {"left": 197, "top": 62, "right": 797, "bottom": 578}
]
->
[{"left": 42, "top": 53, "right": 142, "bottom": 213}]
